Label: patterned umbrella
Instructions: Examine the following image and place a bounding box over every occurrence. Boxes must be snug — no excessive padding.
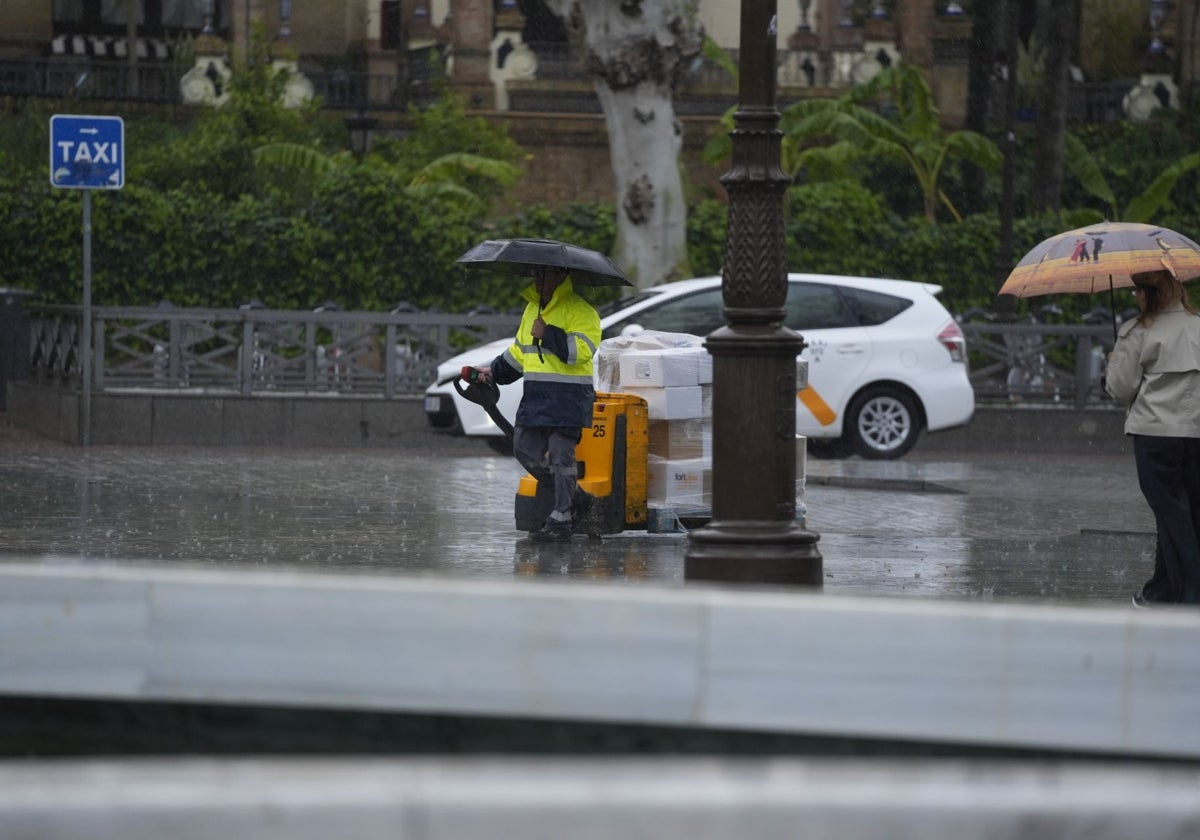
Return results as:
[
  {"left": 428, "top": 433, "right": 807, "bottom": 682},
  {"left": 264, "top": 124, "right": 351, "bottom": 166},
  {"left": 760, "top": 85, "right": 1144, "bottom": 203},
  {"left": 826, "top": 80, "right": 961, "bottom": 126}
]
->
[{"left": 1000, "top": 222, "right": 1200, "bottom": 298}]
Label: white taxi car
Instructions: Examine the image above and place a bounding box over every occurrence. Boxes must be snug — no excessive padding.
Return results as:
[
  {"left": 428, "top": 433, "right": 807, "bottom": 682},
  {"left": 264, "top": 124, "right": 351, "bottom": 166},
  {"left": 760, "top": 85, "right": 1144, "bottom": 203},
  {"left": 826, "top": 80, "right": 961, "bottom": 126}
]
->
[{"left": 423, "top": 273, "right": 974, "bottom": 459}]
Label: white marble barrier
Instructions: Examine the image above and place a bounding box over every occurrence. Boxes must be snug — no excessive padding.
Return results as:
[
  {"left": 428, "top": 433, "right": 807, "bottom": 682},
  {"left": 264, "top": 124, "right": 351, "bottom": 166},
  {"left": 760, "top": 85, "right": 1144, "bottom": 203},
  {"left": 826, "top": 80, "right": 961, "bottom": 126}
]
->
[
  {"left": 1, "top": 758, "right": 1198, "bottom": 839},
  {"left": 2, "top": 564, "right": 1199, "bottom": 759}
]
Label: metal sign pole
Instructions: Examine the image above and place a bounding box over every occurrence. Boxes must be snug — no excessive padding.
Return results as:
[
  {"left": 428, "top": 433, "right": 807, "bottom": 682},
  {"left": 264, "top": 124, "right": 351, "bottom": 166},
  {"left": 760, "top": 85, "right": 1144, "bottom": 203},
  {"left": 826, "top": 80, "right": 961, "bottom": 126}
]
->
[
  {"left": 82, "top": 191, "right": 92, "bottom": 447},
  {"left": 50, "top": 113, "right": 124, "bottom": 448}
]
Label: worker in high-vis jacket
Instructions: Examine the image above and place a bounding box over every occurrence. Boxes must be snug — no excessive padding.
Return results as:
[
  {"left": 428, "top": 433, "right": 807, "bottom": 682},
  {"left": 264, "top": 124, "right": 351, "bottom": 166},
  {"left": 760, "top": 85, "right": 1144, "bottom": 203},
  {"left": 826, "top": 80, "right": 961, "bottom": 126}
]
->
[{"left": 476, "top": 265, "right": 601, "bottom": 541}]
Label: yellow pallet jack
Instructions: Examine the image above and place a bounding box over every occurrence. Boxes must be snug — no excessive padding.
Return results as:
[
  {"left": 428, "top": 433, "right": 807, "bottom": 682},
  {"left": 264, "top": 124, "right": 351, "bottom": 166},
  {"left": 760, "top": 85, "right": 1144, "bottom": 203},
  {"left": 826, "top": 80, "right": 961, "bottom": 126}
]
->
[{"left": 456, "top": 369, "right": 648, "bottom": 535}]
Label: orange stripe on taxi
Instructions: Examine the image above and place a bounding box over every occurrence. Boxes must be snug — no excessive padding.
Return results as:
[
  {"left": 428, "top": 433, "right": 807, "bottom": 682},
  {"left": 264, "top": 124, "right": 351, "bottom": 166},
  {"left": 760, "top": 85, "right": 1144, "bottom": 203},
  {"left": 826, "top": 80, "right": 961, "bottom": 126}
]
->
[{"left": 798, "top": 386, "right": 836, "bottom": 426}]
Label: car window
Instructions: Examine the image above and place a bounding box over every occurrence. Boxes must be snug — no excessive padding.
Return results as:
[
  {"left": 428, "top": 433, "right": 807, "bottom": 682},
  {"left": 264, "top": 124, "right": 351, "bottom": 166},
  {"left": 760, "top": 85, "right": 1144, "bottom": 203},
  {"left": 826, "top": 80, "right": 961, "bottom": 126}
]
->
[
  {"left": 838, "top": 286, "right": 914, "bottom": 326},
  {"left": 602, "top": 288, "right": 726, "bottom": 339},
  {"left": 784, "top": 282, "right": 856, "bottom": 330},
  {"left": 597, "top": 292, "right": 660, "bottom": 318}
]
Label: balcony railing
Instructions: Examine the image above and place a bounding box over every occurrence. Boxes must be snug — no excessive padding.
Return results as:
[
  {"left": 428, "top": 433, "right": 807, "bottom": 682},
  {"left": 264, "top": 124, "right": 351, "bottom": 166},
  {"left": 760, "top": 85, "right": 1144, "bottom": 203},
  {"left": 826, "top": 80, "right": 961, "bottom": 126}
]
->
[
  {"left": 0, "top": 55, "right": 444, "bottom": 110},
  {"left": 2, "top": 52, "right": 1136, "bottom": 124}
]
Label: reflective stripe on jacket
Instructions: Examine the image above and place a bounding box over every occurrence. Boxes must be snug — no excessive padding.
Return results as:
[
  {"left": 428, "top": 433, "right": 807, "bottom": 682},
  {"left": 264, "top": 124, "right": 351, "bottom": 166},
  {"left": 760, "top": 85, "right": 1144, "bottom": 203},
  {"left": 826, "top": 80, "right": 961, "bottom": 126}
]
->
[
  {"left": 1106, "top": 305, "right": 1200, "bottom": 437},
  {"left": 490, "top": 277, "right": 600, "bottom": 429}
]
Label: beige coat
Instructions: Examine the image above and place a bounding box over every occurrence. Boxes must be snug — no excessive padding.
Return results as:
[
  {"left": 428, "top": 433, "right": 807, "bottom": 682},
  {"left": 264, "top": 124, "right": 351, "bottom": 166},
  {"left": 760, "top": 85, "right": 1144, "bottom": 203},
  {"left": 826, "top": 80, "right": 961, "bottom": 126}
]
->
[{"left": 1106, "top": 305, "right": 1200, "bottom": 437}]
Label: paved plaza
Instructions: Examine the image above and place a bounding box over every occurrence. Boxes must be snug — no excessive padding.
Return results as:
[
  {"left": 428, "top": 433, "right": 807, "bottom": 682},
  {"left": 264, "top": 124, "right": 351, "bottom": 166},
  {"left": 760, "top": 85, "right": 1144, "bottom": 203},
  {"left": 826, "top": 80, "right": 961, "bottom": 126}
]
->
[{"left": 0, "top": 412, "right": 1158, "bottom": 607}]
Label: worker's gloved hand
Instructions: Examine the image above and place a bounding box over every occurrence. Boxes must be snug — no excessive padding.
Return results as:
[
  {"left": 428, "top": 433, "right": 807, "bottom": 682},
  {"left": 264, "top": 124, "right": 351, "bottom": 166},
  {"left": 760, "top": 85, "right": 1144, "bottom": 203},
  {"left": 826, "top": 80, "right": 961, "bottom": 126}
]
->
[{"left": 462, "top": 365, "right": 492, "bottom": 385}]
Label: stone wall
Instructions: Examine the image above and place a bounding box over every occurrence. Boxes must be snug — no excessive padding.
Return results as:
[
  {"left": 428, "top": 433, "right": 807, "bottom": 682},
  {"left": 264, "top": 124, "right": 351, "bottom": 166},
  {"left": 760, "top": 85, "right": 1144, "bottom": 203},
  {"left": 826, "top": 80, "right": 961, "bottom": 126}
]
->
[{"left": 494, "top": 111, "right": 728, "bottom": 212}]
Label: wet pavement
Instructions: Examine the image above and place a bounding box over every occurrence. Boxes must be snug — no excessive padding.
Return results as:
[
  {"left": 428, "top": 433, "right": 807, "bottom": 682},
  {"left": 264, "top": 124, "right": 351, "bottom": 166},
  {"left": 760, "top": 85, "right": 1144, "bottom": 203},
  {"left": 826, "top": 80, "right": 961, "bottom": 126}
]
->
[{"left": 0, "top": 415, "right": 1156, "bottom": 606}]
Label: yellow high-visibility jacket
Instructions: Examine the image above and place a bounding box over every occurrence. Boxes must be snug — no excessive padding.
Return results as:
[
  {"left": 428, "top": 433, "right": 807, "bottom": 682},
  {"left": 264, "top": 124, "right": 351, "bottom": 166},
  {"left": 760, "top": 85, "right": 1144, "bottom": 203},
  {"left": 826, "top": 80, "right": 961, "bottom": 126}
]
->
[{"left": 490, "top": 277, "right": 601, "bottom": 428}]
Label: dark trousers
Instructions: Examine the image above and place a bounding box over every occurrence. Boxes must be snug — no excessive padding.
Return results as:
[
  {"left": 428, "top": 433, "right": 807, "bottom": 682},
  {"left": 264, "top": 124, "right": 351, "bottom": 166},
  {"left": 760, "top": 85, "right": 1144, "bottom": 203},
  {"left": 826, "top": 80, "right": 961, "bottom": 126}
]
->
[
  {"left": 513, "top": 425, "right": 582, "bottom": 522},
  {"left": 1133, "top": 435, "right": 1200, "bottom": 604}
]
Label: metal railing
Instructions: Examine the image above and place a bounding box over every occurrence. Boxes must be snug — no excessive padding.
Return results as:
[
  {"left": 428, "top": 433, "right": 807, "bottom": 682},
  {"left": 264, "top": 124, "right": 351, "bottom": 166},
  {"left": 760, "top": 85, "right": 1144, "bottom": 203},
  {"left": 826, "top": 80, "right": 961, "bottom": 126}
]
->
[
  {"left": 28, "top": 305, "right": 519, "bottom": 397},
  {"left": 2, "top": 53, "right": 1135, "bottom": 124},
  {"left": 959, "top": 322, "right": 1117, "bottom": 407},
  {"left": 0, "top": 57, "right": 444, "bottom": 110},
  {"left": 26, "top": 304, "right": 1122, "bottom": 408}
]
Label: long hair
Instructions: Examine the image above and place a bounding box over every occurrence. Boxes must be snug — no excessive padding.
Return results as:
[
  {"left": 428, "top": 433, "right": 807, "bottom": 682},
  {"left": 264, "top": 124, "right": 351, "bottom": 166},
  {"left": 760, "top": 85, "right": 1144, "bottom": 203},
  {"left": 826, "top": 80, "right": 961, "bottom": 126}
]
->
[{"left": 1133, "top": 269, "right": 1195, "bottom": 328}]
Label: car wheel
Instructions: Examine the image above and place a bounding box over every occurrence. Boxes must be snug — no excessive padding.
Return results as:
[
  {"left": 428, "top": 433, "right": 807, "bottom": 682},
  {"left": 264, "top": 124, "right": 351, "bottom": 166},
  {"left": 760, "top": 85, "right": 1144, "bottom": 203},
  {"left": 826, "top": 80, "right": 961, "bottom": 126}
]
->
[{"left": 846, "top": 386, "right": 921, "bottom": 460}]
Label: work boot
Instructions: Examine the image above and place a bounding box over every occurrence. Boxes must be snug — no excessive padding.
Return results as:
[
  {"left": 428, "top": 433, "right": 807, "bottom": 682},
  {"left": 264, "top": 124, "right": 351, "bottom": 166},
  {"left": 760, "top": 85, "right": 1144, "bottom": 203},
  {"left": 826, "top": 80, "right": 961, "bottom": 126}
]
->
[
  {"left": 572, "top": 489, "right": 595, "bottom": 531},
  {"left": 531, "top": 520, "right": 573, "bottom": 543}
]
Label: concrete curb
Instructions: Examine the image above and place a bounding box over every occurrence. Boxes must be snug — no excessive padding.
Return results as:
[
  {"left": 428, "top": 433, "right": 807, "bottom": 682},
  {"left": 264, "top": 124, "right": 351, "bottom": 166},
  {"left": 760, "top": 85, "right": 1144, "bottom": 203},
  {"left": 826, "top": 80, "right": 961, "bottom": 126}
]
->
[
  {"left": 3, "top": 563, "right": 1198, "bottom": 760},
  {"left": 7, "top": 382, "right": 1130, "bottom": 456},
  {"left": 2, "top": 758, "right": 1199, "bottom": 839}
]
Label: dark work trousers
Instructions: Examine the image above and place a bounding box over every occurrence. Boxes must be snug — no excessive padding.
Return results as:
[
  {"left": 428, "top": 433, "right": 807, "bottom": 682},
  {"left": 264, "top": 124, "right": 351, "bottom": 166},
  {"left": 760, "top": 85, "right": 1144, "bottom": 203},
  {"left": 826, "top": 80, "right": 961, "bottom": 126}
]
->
[
  {"left": 513, "top": 425, "right": 582, "bottom": 523},
  {"left": 1133, "top": 435, "right": 1200, "bottom": 604}
]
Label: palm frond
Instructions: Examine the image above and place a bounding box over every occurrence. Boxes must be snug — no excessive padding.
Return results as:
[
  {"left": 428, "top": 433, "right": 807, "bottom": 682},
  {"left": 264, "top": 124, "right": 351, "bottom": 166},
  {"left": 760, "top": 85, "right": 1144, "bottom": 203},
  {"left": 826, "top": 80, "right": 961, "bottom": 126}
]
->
[
  {"left": 252, "top": 142, "right": 335, "bottom": 174},
  {"left": 701, "top": 36, "right": 739, "bottom": 82},
  {"left": 943, "top": 130, "right": 1003, "bottom": 172},
  {"left": 405, "top": 181, "right": 487, "bottom": 215},
  {"left": 1123, "top": 150, "right": 1200, "bottom": 223},
  {"left": 1064, "top": 132, "right": 1117, "bottom": 217},
  {"left": 409, "top": 152, "right": 521, "bottom": 188}
]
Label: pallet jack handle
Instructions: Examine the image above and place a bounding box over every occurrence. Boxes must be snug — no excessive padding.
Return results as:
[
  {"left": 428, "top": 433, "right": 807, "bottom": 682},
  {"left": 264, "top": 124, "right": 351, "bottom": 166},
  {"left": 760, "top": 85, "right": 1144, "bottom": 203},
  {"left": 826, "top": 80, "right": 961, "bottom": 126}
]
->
[{"left": 454, "top": 367, "right": 514, "bottom": 439}]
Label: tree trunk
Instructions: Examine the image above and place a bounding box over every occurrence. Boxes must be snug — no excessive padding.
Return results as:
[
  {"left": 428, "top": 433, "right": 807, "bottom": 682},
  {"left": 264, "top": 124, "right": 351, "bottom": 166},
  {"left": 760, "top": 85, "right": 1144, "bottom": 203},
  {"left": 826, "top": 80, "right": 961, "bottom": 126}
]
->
[
  {"left": 545, "top": 0, "right": 703, "bottom": 289},
  {"left": 996, "top": 0, "right": 1021, "bottom": 320},
  {"left": 961, "top": 1, "right": 998, "bottom": 216},
  {"left": 1029, "top": 0, "right": 1079, "bottom": 214}
]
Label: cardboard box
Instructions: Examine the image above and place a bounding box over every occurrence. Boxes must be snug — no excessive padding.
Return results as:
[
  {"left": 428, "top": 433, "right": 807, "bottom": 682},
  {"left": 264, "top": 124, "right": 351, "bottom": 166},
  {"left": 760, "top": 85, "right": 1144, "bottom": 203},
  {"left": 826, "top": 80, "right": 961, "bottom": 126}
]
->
[
  {"left": 648, "top": 418, "right": 712, "bottom": 460},
  {"left": 647, "top": 456, "right": 712, "bottom": 509},
  {"left": 622, "top": 385, "right": 703, "bottom": 420},
  {"left": 618, "top": 348, "right": 712, "bottom": 388}
]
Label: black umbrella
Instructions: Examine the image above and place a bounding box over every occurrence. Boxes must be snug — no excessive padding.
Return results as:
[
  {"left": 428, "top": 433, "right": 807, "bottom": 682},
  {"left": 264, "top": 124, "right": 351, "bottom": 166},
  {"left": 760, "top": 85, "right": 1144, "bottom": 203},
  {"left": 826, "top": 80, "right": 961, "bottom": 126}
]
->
[{"left": 455, "top": 238, "right": 632, "bottom": 287}]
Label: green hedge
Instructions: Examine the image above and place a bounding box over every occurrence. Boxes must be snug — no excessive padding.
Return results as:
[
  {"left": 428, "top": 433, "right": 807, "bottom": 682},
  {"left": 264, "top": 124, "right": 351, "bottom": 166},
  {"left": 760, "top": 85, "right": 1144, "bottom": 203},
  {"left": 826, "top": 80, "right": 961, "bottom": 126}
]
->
[{"left": 6, "top": 157, "right": 1196, "bottom": 321}]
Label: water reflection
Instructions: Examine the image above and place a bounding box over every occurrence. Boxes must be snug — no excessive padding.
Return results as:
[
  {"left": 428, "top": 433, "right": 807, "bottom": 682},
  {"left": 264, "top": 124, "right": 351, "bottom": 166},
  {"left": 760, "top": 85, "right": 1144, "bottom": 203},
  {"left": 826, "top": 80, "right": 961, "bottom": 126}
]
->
[
  {"left": 513, "top": 534, "right": 683, "bottom": 581},
  {"left": 0, "top": 447, "right": 1156, "bottom": 605}
]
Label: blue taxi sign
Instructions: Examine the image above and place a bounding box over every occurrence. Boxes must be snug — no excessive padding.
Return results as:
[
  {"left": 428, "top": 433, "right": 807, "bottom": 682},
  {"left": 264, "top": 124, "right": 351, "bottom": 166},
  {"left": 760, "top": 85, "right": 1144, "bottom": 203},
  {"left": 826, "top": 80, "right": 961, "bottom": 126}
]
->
[{"left": 49, "top": 114, "right": 125, "bottom": 190}]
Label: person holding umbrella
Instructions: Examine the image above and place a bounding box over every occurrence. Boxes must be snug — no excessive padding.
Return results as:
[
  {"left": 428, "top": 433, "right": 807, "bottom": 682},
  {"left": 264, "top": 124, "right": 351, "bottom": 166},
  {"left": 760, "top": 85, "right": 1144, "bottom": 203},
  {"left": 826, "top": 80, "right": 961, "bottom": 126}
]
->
[
  {"left": 472, "top": 263, "right": 602, "bottom": 542},
  {"left": 1105, "top": 269, "right": 1200, "bottom": 606}
]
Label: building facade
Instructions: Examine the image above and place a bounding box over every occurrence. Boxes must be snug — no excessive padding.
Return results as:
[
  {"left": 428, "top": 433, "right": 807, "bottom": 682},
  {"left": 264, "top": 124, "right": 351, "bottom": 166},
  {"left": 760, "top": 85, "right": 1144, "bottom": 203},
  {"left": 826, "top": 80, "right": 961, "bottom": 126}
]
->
[{"left": 2, "top": 2, "right": 1192, "bottom": 208}]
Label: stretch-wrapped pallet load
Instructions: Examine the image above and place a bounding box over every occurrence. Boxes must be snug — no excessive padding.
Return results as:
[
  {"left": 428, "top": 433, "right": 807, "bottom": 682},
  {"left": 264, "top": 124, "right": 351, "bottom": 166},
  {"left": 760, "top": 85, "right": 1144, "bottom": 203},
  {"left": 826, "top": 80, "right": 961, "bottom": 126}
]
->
[
  {"left": 594, "top": 331, "right": 809, "bottom": 530},
  {"left": 594, "top": 332, "right": 714, "bottom": 522}
]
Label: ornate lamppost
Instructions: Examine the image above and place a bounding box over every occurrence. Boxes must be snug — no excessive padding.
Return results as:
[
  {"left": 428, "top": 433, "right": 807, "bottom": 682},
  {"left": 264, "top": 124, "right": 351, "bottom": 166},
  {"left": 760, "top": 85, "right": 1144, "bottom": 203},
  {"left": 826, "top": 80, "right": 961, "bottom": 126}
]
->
[{"left": 685, "top": 0, "right": 822, "bottom": 586}]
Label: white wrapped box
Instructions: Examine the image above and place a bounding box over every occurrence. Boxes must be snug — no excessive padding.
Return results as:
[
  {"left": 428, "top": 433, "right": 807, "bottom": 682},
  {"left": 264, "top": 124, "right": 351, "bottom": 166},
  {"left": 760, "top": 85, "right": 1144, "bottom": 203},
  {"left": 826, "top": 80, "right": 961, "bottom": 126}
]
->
[
  {"left": 617, "top": 347, "right": 712, "bottom": 388},
  {"left": 623, "top": 385, "right": 703, "bottom": 421},
  {"left": 647, "top": 456, "right": 712, "bottom": 509},
  {"left": 594, "top": 331, "right": 704, "bottom": 392}
]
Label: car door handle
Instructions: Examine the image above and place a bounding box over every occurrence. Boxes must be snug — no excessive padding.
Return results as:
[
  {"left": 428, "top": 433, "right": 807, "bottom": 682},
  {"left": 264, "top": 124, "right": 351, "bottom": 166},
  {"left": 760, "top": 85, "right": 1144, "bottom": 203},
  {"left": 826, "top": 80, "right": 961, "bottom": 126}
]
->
[{"left": 836, "top": 344, "right": 866, "bottom": 354}]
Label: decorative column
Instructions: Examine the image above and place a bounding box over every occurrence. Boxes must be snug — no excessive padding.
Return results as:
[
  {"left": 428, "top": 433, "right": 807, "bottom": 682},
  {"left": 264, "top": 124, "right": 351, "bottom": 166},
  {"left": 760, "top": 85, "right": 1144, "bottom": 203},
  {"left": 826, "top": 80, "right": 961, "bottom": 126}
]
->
[
  {"left": 449, "top": 0, "right": 495, "bottom": 107},
  {"left": 685, "top": 0, "right": 822, "bottom": 587},
  {"left": 785, "top": 0, "right": 820, "bottom": 87},
  {"left": 856, "top": 3, "right": 898, "bottom": 85},
  {"left": 1126, "top": 0, "right": 1180, "bottom": 121},
  {"left": 894, "top": 0, "right": 934, "bottom": 69},
  {"left": 927, "top": 4, "right": 971, "bottom": 127},
  {"left": 490, "top": 0, "right": 538, "bottom": 110}
]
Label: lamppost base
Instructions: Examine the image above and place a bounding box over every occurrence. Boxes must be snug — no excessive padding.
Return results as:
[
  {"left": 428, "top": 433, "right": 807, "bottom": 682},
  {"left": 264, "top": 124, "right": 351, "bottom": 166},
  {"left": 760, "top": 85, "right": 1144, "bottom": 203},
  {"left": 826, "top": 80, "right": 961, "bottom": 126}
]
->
[{"left": 686, "top": 519, "right": 823, "bottom": 586}]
